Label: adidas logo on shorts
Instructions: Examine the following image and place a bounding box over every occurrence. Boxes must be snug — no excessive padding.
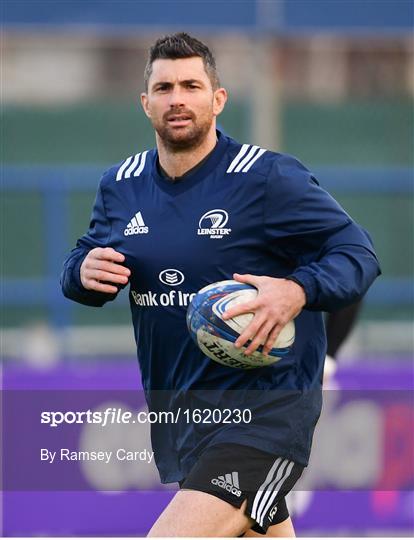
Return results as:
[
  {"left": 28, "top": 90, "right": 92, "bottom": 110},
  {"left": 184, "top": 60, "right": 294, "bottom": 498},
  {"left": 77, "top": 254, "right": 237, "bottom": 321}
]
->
[{"left": 211, "top": 472, "right": 242, "bottom": 497}]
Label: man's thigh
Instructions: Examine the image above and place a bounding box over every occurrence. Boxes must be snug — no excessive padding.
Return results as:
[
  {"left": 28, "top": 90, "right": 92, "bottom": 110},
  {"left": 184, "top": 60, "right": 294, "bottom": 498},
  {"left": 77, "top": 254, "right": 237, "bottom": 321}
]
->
[{"left": 147, "top": 489, "right": 254, "bottom": 537}]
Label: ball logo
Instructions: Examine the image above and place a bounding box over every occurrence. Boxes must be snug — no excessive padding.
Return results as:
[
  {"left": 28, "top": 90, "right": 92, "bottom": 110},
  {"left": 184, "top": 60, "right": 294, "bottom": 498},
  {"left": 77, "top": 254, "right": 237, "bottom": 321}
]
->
[
  {"left": 198, "top": 209, "right": 231, "bottom": 239},
  {"left": 159, "top": 269, "right": 185, "bottom": 287}
]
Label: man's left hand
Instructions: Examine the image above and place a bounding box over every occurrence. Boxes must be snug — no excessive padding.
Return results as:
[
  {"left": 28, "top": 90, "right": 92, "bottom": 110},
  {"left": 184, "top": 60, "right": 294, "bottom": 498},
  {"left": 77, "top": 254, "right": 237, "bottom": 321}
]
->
[{"left": 222, "top": 273, "right": 306, "bottom": 356}]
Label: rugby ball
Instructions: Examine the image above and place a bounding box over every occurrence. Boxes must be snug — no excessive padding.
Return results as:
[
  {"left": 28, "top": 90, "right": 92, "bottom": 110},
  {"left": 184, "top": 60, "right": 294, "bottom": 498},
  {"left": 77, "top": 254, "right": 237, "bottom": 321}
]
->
[{"left": 186, "top": 280, "right": 295, "bottom": 369}]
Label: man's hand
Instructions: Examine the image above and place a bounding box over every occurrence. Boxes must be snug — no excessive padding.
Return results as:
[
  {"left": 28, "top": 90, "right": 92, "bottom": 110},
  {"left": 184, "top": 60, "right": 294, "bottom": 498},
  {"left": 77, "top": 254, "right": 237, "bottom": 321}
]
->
[
  {"left": 80, "top": 247, "right": 131, "bottom": 294},
  {"left": 222, "top": 273, "right": 306, "bottom": 356}
]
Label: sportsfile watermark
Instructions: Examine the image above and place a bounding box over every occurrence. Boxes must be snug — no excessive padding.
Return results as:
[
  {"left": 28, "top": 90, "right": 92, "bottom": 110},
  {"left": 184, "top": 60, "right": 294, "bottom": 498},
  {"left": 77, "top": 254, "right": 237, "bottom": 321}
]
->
[
  {"left": 41, "top": 406, "right": 252, "bottom": 428},
  {"left": 3, "top": 389, "right": 413, "bottom": 492}
]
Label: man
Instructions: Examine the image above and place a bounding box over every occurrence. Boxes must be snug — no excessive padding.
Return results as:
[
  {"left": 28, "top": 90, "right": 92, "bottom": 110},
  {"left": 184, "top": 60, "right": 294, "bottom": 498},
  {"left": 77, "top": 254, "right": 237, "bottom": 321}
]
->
[{"left": 61, "top": 33, "right": 380, "bottom": 537}]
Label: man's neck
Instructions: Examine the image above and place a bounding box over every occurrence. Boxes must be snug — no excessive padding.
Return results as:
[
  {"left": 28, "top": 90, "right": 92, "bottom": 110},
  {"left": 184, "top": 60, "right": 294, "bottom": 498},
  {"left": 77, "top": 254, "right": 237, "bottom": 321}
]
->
[{"left": 156, "top": 125, "right": 217, "bottom": 179}]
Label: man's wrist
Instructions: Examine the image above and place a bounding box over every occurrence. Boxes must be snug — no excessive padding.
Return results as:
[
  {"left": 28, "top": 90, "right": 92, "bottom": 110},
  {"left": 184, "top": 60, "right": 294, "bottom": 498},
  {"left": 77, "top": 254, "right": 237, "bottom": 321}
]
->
[{"left": 285, "top": 276, "right": 307, "bottom": 307}]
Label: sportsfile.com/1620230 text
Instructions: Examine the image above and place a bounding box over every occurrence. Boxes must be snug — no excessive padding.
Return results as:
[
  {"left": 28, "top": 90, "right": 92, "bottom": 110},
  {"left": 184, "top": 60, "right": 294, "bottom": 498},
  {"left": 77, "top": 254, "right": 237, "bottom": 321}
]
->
[{"left": 40, "top": 407, "right": 252, "bottom": 427}]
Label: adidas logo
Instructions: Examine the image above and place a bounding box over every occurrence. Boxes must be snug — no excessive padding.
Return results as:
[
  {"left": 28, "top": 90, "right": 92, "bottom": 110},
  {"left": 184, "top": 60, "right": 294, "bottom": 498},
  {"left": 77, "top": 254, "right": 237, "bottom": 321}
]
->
[
  {"left": 211, "top": 472, "right": 242, "bottom": 497},
  {"left": 124, "top": 212, "right": 149, "bottom": 236}
]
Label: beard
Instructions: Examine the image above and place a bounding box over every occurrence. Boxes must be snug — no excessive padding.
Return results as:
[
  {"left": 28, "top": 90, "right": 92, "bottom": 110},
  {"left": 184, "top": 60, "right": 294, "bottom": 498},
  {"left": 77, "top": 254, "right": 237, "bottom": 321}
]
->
[{"left": 152, "top": 107, "right": 213, "bottom": 152}]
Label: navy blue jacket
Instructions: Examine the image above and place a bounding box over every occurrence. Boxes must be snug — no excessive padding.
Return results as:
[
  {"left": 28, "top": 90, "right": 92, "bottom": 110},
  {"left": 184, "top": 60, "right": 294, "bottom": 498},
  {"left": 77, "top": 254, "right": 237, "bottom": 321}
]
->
[{"left": 61, "top": 131, "right": 380, "bottom": 482}]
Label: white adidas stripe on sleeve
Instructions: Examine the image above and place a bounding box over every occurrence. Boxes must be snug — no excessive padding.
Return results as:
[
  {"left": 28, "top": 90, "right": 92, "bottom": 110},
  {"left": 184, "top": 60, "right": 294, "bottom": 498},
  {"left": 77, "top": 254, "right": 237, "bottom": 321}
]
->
[
  {"left": 116, "top": 150, "right": 149, "bottom": 181},
  {"left": 124, "top": 153, "right": 141, "bottom": 178},
  {"left": 116, "top": 156, "right": 133, "bottom": 181},
  {"left": 134, "top": 150, "right": 148, "bottom": 177},
  {"left": 227, "top": 144, "right": 267, "bottom": 174},
  {"left": 226, "top": 144, "right": 250, "bottom": 173},
  {"left": 242, "top": 147, "right": 267, "bottom": 172},
  {"left": 234, "top": 145, "right": 260, "bottom": 173}
]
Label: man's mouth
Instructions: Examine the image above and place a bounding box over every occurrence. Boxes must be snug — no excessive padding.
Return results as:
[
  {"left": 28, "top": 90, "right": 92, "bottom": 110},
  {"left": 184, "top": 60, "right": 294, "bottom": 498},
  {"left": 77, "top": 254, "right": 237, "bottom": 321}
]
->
[{"left": 166, "top": 114, "right": 193, "bottom": 126}]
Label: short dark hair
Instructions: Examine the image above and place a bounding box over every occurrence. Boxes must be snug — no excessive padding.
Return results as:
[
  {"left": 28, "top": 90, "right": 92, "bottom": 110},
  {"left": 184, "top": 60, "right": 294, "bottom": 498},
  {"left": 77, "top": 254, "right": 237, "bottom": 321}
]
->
[{"left": 144, "top": 32, "right": 220, "bottom": 91}]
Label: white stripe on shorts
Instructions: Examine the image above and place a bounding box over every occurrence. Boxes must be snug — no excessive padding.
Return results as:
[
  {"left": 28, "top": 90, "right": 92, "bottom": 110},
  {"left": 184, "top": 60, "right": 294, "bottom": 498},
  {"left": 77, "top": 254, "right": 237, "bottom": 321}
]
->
[
  {"left": 250, "top": 457, "right": 283, "bottom": 520},
  {"left": 253, "top": 459, "right": 289, "bottom": 525},
  {"left": 257, "top": 460, "right": 294, "bottom": 526}
]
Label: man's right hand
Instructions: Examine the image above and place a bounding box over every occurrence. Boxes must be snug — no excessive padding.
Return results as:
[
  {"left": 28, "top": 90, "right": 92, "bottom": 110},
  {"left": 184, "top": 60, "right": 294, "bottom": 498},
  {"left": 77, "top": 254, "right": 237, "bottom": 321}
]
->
[{"left": 80, "top": 247, "right": 131, "bottom": 294}]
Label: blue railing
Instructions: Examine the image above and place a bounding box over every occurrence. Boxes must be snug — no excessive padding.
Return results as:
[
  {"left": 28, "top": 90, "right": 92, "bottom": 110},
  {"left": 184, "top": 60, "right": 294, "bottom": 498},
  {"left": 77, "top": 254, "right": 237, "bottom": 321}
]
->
[
  {"left": 2, "top": 0, "right": 412, "bottom": 34},
  {"left": 1, "top": 165, "right": 413, "bottom": 327}
]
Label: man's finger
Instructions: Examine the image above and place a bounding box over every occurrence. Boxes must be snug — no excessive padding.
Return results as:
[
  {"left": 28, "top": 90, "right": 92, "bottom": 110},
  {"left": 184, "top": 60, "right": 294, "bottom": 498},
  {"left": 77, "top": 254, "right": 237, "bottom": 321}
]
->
[
  {"left": 93, "top": 260, "right": 131, "bottom": 276},
  {"left": 233, "top": 273, "right": 261, "bottom": 287},
  {"left": 94, "top": 247, "right": 126, "bottom": 263},
  {"left": 243, "top": 321, "right": 275, "bottom": 356},
  {"left": 234, "top": 314, "right": 266, "bottom": 349},
  {"left": 86, "top": 280, "right": 119, "bottom": 294},
  {"left": 222, "top": 300, "right": 258, "bottom": 321},
  {"left": 87, "top": 270, "right": 129, "bottom": 285},
  {"left": 262, "top": 324, "right": 283, "bottom": 355}
]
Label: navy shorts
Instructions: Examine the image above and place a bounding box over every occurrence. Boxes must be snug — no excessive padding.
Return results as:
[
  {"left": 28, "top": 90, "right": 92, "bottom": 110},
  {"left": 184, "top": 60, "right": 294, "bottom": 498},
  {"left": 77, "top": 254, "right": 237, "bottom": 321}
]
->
[{"left": 179, "top": 443, "right": 304, "bottom": 534}]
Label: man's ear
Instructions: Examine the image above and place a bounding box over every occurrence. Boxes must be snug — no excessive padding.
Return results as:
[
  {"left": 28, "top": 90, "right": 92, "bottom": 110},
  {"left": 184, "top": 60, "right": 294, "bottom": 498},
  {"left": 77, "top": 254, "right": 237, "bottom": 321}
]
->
[
  {"left": 213, "top": 87, "right": 228, "bottom": 117},
  {"left": 141, "top": 93, "right": 151, "bottom": 118}
]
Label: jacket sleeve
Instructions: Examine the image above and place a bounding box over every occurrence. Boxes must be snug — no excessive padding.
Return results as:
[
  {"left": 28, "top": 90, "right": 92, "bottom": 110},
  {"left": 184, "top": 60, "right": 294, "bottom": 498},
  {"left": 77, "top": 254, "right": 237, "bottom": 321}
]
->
[
  {"left": 265, "top": 154, "right": 381, "bottom": 312},
  {"left": 61, "top": 173, "right": 122, "bottom": 307}
]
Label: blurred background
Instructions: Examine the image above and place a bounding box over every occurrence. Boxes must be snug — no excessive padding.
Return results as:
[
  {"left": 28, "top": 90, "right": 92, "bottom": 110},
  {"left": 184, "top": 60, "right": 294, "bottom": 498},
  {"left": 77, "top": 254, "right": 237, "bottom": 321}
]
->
[{"left": 1, "top": 0, "right": 413, "bottom": 536}]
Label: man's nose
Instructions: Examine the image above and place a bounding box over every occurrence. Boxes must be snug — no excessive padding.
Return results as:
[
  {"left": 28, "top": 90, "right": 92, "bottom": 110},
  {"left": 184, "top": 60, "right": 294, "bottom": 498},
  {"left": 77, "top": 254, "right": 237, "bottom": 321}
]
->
[{"left": 168, "top": 86, "right": 186, "bottom": 107}]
